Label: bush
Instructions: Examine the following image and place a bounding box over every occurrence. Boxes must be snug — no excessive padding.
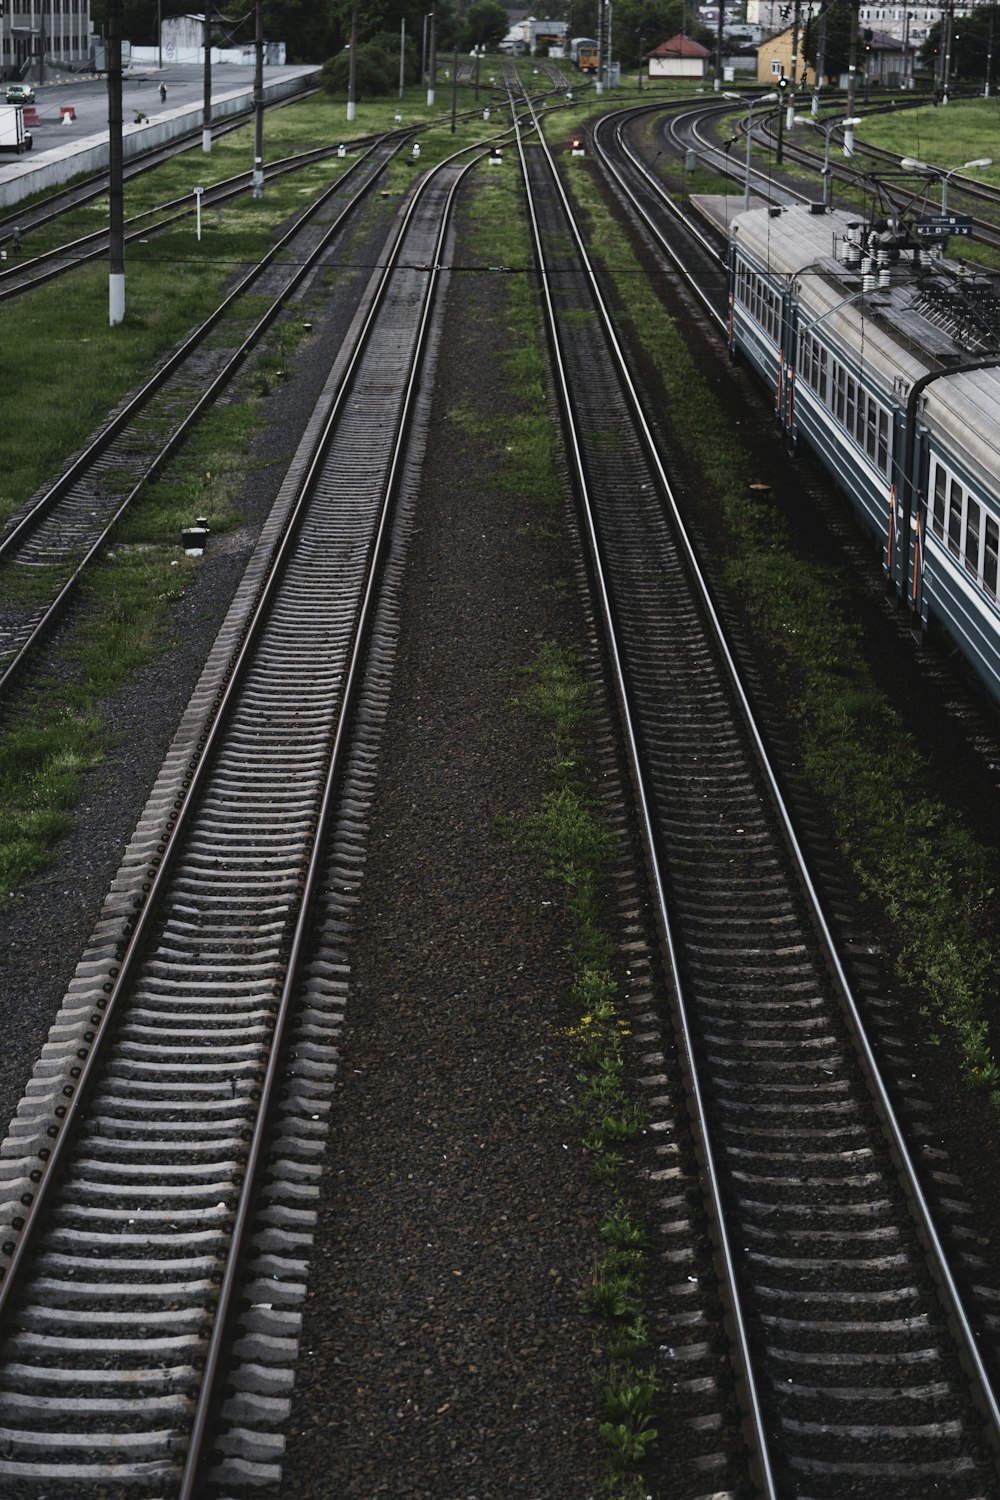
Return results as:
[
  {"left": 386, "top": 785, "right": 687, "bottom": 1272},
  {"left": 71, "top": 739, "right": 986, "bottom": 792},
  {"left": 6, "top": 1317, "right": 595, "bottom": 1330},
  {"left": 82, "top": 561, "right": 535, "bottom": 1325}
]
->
[{"left": 322, "top": 32, "right": 417, "bottom": 99}]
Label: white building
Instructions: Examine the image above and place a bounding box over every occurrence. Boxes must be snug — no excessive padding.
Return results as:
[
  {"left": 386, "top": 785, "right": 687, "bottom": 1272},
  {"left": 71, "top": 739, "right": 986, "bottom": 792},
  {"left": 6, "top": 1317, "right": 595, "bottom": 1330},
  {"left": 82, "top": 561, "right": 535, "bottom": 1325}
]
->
[
  {"left": 748, "top": 0, "right": 974, "bottom": 48},
  {"left": 2, "top": 0, "right": 91, "bottom": 81}
]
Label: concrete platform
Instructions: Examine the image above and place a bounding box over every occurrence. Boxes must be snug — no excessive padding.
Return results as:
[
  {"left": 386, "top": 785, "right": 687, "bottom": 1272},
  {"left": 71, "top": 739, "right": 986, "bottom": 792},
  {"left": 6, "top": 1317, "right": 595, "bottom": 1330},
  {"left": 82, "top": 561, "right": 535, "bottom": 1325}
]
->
[{"left": 0, "top": 63, "right": 320, "bottom": 210}]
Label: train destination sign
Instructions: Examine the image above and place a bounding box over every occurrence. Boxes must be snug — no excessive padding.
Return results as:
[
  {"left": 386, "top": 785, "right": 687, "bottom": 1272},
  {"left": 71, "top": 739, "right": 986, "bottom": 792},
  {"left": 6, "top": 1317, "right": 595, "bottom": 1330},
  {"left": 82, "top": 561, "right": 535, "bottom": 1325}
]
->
[{"left": 914, "top": 214, "right": 974, "bottom": 237}]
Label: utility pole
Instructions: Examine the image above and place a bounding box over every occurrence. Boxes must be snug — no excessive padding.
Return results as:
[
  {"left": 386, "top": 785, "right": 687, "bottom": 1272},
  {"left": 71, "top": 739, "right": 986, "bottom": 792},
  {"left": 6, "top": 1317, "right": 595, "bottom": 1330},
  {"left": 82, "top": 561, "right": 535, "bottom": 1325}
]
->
[
  {"left": 202, "top": 8, "right": 212, "bottom": 152},
  {"left": 846, "top": 0, "right": 860, "bottom": 115},
  {"left": 450, "top": 44, "right": 457, "bottom": 130},
  {"left": 347, "top": 0, "right": 358, "bottom": 121},
  {"left": 941, "top": 0, "right": 954, "bottom": 101},
  {"left": 596, "top": 0, "right": 603, "bottom": 92},
  {"left": 252, "top": 0, "right": 263, "bottom": 198},
  {"left": 605, "top": 0, "right": 613, "bottom": 90},
  {"left": 107, "top": 0, "right": 124, "bottom": 324},
  {"left": 427, "top": 6, "right": 436, "bottom": 106},
  {"left": 788, "top": 0, "right": 801, "bottom": 128},
  {"left": 814, "top": 1, "right": 827, "bottom": 111}
]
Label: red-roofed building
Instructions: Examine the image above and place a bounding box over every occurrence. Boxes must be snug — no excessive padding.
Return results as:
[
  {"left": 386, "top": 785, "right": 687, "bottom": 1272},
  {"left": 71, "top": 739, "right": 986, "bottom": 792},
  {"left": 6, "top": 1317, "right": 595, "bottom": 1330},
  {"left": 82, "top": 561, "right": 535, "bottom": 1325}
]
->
[{"left": 647, "top": 34, "right": 711, "bottom": 80}]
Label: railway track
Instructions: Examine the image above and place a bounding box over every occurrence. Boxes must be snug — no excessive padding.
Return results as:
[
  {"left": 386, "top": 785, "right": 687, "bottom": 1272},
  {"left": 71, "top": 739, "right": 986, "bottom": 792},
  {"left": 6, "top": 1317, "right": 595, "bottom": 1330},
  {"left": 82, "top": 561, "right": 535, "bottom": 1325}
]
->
[
  {"left": 0, "top": 137, "right": 403, "bottom": 697},
  {"left": 0, "top": 136, "right": 481, "bottom": 1495},
  {"left": 516, "top": 81, "right": 1000, "bottom": 1496},
  {"left": 666, "top": 91, "right": 1000, "bottom": 251},
  {"left": 0, "top": 133, "right": 393, "bottom": 304},
  {"left": 0, "top": 84, "right": 322, "bottom": 255}
]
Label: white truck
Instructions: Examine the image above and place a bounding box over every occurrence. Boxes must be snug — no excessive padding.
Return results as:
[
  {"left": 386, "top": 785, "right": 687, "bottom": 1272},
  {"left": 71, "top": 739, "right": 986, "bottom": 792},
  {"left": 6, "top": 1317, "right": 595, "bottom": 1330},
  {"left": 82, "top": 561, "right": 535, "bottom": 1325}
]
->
[{"left": 0, "top": 105, "right": 32, "bottom": 153}]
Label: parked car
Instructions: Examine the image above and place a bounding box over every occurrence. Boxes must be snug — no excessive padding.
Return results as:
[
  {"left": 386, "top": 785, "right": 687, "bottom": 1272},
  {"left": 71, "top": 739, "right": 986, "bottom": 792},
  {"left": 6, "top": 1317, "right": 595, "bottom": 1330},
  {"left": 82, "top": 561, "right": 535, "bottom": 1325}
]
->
[{"left": 5, "top": 83, "right": 36, "bottom": 105}]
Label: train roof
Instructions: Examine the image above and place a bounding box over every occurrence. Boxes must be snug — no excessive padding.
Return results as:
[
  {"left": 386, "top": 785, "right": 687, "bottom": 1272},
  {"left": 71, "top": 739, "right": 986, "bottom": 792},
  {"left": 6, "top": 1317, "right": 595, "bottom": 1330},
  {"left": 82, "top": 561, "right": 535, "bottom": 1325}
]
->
[
  {"left": 922, "top": 365, "right": 1000, "bottom": 494},
  {"left": 730, "top": 204, "right": 1000, "bottom": 374}
]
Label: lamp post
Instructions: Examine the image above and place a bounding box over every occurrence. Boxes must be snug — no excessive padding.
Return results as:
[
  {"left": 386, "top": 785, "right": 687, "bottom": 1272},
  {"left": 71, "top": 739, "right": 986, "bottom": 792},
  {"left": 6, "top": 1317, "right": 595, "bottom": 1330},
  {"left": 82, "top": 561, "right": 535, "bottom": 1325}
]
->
[
  {"left": 795, "top": 114, "right": 862, "bottom": 206},
  {"left": 900, "top": 155, "right": 994, "bottom": 215},
  {"left": 725, "top": 91, "right": 778, "bottom": 210}
]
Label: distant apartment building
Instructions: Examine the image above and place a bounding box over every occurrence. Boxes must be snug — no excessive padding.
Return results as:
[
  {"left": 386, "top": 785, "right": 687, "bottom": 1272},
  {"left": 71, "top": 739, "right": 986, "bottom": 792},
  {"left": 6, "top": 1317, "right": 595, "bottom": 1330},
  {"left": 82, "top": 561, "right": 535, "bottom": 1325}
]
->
[
  {"left": 747, "top": 0, "right": 969, "bottom": 47},
  {"left": 2, "top": 0, "right": 91, "bottom": 79}
]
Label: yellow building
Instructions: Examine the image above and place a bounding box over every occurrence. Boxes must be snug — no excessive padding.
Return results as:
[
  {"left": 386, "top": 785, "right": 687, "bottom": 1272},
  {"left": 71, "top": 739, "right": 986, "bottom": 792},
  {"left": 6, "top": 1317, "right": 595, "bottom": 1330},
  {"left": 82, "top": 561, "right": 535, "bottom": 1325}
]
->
[{"left": 756, "top": 25, "right": 821, "bottom": 89}]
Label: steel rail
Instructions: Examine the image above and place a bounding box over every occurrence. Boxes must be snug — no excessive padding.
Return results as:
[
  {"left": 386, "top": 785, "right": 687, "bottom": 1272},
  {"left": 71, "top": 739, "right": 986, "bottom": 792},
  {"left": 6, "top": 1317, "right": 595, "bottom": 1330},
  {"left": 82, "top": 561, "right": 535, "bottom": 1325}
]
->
[
  {"left": 0, "top": 133, "right": 406, "bottom": 302},
  {"left": 590, "top": 105, "right": 727, "bottom": 332},
  {"left": 508, "top": 78, "right": 780, "bottom": 1497},
  {"left": 518, "top": 72, "right": 1000, "bottom": 1477},
  {"left": 0, "top": 142, "right": 445, "bottom": 1296},
  {"left": 0, "top": 140, "right": 402, "bottom": 701},
  {"left": 0, "top": 136, "right": 492, "bottom": 1496},
  {"left": 177, "top": 143, "right": 480, "bottom": 1500},
  {"left": 0, "top": 139, "right": 389, "bottom": 559}
]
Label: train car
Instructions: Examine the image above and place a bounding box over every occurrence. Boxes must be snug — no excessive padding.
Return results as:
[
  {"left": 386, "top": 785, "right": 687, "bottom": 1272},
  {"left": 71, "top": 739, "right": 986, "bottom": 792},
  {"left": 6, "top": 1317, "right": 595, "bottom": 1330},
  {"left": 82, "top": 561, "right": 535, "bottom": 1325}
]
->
[
  {"left": 728, "top": 202, "right": 1000, "bottom": 707},
  {"left": 571, "top": 37, "right": 599, "bottom": 73}
]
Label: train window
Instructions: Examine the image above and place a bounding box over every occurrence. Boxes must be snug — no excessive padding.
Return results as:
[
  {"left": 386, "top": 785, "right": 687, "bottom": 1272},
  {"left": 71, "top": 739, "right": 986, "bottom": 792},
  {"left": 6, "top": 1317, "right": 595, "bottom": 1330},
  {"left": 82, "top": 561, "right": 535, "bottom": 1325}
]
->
[
  {"left": 984, "top": 517, "right": 999, "bottom": 600},
  {"left": 864, "top": 395, "right": 878, "bottom": 461},
  {"left": 966, "top": 500, "right": 981, "bottom": 574},
  {"left": 800, "top": 330, "right": 812, "bottom": 386},
  {"left": 845, "top": 377, "right": 856, "bottom": 435},
  {"left": 932, "top": 465, "right": 946, "bottom": 537},
  {"left": 834, "top": 364, "right": 846, "bottom": 423},
  {"left": 948, "top": 481, "right": 963, "bottom": 557},
  {"left": 878, "top": 408, "right": 889, "bottom": 474}
]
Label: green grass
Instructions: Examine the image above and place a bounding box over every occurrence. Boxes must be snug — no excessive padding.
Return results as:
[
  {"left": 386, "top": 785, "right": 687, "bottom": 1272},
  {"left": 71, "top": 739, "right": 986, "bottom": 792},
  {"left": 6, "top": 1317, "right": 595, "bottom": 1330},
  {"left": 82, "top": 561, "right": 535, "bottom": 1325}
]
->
[{"left": 853, "top": 99, "right": 1000, "bottom": 188}]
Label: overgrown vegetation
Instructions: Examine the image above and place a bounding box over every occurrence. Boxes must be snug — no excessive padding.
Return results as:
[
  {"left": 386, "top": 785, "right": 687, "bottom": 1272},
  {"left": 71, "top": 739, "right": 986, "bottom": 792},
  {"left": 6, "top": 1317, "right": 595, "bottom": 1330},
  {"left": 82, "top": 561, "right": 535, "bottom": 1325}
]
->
[
  {"left": 557, "top": 114, "right": 1000, "bottom": 1104},
  {"left": 516, "top": 642, "right": 658, "bottom": 1499}
]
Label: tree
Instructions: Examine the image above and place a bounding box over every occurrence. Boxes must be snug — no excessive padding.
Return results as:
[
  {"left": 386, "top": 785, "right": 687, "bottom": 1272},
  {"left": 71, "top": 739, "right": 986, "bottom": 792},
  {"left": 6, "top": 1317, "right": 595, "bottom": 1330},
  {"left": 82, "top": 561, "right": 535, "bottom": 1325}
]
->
[
  {"left": 322, "top": 29, "right": 418, "bottom": 96},
  {"left": 802, "top": 0, "right": 856, "bottom": 83},
  {"left": 609, "top": 0, "right": 713, "bottom": 68},
  {"left": 264, "top": 0, "right": 340, "bottom": 64},
  {"left": 463, "top": 0, "right": 508, "bottom": 52},
  {"left": 919, "top": 6, "right": 999, "bottom": 88}
]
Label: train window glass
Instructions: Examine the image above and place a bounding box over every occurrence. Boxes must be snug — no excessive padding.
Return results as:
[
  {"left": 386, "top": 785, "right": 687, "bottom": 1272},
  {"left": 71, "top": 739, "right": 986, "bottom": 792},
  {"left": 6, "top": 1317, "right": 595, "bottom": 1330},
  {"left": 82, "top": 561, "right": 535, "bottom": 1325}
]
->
[
  {"left": 948, "top": 482, "right": 963, "bottom": 557},
  {"left": 932, "top": 464, "right": 946, "bottom": 538},
  {"left": 834, "top": 364, "right": 846, "bottom": 423},
  {"left": 846, "top": 377, "right": 856, "bottom": 435},
  {"left": 865, "top": 396, "right": 877, "bottom": 460},
  {"left": 818, "top": 346, "right": 829, "bottom": 405},
  {"left": 878, "top": 408, "right": 889, "bottom": 473},
  {"left": 966, "top": 500, "right": 981, "bottom": 575},
  {"left": 984, "top": 517, "right": 999, "bottom": 600}
]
